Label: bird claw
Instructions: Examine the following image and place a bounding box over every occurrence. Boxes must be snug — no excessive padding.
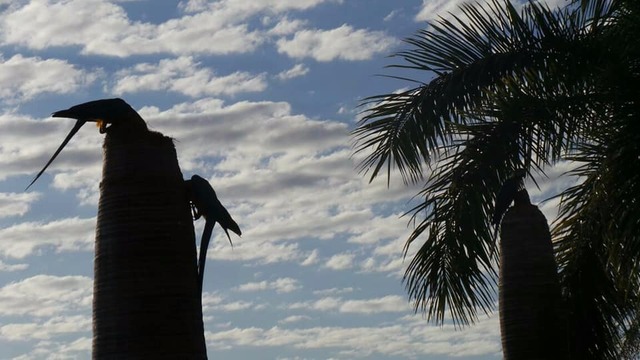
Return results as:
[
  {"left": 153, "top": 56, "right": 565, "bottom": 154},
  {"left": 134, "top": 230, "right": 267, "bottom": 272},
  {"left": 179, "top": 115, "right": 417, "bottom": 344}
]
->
[{"left": 189, "top": 202, "right": 201, "bottom": 220}]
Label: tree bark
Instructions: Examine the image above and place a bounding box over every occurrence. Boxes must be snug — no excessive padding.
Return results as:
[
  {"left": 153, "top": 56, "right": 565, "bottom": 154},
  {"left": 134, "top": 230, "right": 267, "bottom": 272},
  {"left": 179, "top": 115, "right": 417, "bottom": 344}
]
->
[
  {"left": 499, "top": 201, "right": 568, "bottom": 359},
  {"left": 92, "top": 128, "right": 207, "bottom": 359}
]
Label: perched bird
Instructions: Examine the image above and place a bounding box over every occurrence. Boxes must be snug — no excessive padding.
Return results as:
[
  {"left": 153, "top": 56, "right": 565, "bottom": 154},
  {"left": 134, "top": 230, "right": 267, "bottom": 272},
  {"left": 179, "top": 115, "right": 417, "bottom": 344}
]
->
[
  {"left": 492, "top": 169, "right": 527, "bottom": 238},
  {"left": 26, "top": 98, "right": 148, "bottom": 190},
  {"left": 186, "top": 175, "right": 241, "bottom": 293}
]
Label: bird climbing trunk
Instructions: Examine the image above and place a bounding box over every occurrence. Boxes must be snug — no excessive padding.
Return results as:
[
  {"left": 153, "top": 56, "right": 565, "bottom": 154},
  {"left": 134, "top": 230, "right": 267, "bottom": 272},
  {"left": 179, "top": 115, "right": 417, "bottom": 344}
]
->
[
  {"left": 499, "top": 201, "right": 568, "bottom": 359},
  {"left": 93, "top": 128, "right": 207, "bottom": 359}
]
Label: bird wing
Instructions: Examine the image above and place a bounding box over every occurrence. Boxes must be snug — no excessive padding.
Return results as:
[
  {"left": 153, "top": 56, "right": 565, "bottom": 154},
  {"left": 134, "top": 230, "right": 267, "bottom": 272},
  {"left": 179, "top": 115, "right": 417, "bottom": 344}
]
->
[
  {"left": 214, "top": 199, "right": 242, "bottom": 238},
  {"left": 26, "top": 120, "right": 86, "bottom": 190}
]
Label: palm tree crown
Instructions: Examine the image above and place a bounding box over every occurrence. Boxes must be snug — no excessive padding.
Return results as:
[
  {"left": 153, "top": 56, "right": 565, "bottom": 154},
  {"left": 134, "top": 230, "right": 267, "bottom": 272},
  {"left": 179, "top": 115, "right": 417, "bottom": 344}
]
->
[{"left": 353, "top": 0, "right": 639, "bottom": 357}]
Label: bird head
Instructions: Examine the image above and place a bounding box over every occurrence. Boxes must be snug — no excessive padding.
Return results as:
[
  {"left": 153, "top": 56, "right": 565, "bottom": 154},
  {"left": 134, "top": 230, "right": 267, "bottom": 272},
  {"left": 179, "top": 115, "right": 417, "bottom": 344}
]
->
[
  {"left": 191, "top": 175, "right": 218, "bottom": 197},
  {"left": 52, "top": 98, "right": 146, "bottom": 133}
]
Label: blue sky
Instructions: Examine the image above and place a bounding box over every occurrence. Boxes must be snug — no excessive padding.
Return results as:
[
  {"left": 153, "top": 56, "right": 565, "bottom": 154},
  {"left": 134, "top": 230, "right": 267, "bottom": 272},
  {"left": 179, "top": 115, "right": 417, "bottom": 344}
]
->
[{"left": 0, "top": 0, "right": 572, "bottom": 359}]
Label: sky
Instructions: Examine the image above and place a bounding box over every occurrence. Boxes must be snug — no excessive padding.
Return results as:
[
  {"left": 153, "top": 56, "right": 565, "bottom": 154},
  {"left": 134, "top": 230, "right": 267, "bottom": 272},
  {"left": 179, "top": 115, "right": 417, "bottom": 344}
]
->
[{"left": 0, "top": 0, "right": 573, "bottom": 359}]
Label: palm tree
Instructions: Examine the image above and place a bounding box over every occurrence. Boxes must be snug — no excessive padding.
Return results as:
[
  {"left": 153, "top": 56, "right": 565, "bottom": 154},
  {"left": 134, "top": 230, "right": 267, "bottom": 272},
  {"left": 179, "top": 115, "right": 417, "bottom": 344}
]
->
[
  {"left": 352, "top": 0, "right": 639, "bottom": 358},
  {"left": 499, "top": 190, "right": 566, "bottom": 359},
  {"left": 93, "top": 121, "right": 207, "bottom": 358},
  {"left": 553, "top": 0, "right": 640, "bottom": 358}
]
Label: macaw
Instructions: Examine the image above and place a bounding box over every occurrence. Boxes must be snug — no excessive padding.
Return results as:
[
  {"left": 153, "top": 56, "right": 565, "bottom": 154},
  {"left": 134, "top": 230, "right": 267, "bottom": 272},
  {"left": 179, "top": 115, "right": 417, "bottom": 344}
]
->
[
  {"left": 185, "top": 175, "right": 241, "bottom": 293},
  {"left": 492, "top": 169, "right": 528, "bottom": 238},
  {"left": 26, "top": 98, "right": 147, "bottom": 190}
]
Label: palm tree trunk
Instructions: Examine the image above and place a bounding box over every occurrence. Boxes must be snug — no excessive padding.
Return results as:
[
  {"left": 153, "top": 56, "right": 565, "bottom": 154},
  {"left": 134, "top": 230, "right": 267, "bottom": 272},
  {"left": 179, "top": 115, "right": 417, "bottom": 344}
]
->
[
  {"left": 499, "top": 199, "right": 568, "bottom": 359},
  {"left": 92, "top": 128, "right": 207, "bottom": 359}
]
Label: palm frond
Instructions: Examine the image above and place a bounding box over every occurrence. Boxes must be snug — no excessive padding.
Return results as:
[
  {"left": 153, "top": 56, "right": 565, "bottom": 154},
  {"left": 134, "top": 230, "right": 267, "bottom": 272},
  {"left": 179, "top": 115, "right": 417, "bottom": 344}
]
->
[
  {"left": 355, "top": 0, "right": 640, "bottom": 339},
  {"left": 353, "top": 0, "right": 597, "bottom": 185},
  {"left": 402, "top": 108, "right": 533, "bottom": 325},
  {"left": 554, "top": 110, "right": 640, "bottom": 357}
]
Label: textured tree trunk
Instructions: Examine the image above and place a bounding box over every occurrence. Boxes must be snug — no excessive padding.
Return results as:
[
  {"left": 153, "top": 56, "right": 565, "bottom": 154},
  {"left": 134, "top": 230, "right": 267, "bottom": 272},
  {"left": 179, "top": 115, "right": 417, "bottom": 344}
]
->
[
  {"left": 499, "top": 201, "right": 568, "bottom": 359},
  {"left": 92, "top": 127, "right": 207, "bottom": 359}
]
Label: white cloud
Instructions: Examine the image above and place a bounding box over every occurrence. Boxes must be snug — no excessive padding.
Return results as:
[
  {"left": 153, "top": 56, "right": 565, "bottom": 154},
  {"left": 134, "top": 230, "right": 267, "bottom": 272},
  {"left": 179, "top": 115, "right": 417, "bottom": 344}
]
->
[
  {"left": 7, "top": 336, "right": 91, "bottom": 359},
  {"left": 0, "top": 54, "right": 95, "bottom": 100},
  {"left": 0, "top": 192, "right": 41, "bottom": 218},
  {"left": 359, "top": 256, "right": 406, "bottom": 277},
  {"left": 181, "top": 0, "right": 343, "bottom": 15},
  {"left": 178, "top": 0, "right": 210, "bottom": 13},
  {"left": 208, "top": 314, "right": 500, "bottom": 358},
  {"left": 50, "top": 167, "right": 102, "bottom": 206},
  {"left": 112, "top": 56, "right": 267, "bottom": 97},
  {"left": 414, "top": 0, "right": 539, "bottom": 25},
  {"left": 0, "top": 275, "right": 92, "bottom": 318},
  {"left": 143, "top": 98, "right": 348, "bottom": 161},
  {"left": 312, "top": 287, "right": 354, "bottom": 296},
  {"left": 0, "top": 217, "right": 95, "bottom": 259},
  {"left": 235, "top": 277, "right": 301, "bottom": 293},
  {"left": 276, "top": 64, "right": 309, "bottom": 81},
  {"left": 347, "top": 213, "right": 408, "bottom": 245},
  {"left": 0, "top": 111, "right": 103, "bottom": 186},
  {"left": 288, "top": 295, "right": 409, "bottom": 315},
  {"left": 414, "top": 0, "right": 472, "bottom": 22},
  {"left": 384, "top": 10, "right": 400, "bottom": 22},
  {"left": 278, "top": 315, "right": 311, "bottom": 324},
  {"left": 0, "top": 0, "right": 343, "bottom": 57},
  {"left": 207, "top": 240, "right": 306, "bottom": 265},
  {"left": 219, "top": 300, "right": 255, "bottom": 312},
  {"left": 300, "top": 249, "right": 319, "bottom": 266},
  {"left": 289, "top": 296, "right": 342, "bottom": 312},
  {"left": 268, "top": 17, "right": 308, "bottom": 36},
  {"left": 339, "top": 295, "right": 408, "bottom": 314},
  {"left": 0, "top": 0, "right": 259, "bottom": 57},
  {"left": 201, "top": 293, "right": 259, "bottom": 313},
  {"left": 277, "top": 25, "right": 396, "bottom": 61},
  {"left": 324, "top": 253, "right": 355, "bottom": 270},
  {"left": 129, "top": 99, "right": 420, "bottom": 272},
  {"left": 311, "top": 297, "right": 341, "bottom": 311},
  {"left": 0, "top": 315, "right": 90, "bottom": 341},
  {"left": 0, "top": 260, "right": 28, "bottom": 272}
]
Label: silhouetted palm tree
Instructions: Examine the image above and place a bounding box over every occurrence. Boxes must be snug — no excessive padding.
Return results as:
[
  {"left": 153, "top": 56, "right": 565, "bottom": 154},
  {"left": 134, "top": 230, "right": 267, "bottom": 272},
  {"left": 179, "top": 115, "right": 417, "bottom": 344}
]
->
[
  {"left": 352, "top": 0, "right": 639, "bottom": 358},
  {"left": 499, "top": 189, "right": 566, "bottom": 359},
  {"left": 93, "top": 116, "right": 207, "bottom": 358}
]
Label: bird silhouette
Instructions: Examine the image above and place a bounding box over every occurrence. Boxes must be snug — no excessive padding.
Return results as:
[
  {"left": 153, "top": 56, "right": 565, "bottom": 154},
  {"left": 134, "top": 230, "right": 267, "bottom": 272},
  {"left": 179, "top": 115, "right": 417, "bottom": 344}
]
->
[
  {"left": 186, "top": 175, "right": 241, "bottom": 293},
  {"left": 26, "top": 98, "right": 147, "bottom": 190}
]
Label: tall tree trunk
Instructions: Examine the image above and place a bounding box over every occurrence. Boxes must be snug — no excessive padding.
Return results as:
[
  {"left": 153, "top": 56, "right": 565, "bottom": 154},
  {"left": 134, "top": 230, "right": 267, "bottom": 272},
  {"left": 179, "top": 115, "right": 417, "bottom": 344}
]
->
[
  {"left": 92, "top": 127, "right": 207, "bottom": 359},
  {"left": 499, "top": 195, "right": 568, "bottom": 359}
]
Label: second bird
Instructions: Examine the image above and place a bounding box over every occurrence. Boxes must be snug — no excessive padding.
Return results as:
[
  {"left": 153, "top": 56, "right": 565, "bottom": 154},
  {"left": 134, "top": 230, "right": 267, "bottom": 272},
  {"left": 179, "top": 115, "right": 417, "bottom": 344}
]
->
[{"left": 186, "top": 174, "right": 241, "bottom": 294}]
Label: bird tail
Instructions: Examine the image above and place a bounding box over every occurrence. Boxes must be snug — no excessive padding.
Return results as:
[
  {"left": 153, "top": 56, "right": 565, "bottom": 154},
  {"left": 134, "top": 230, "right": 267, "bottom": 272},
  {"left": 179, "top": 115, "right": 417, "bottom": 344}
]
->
[
  {"left": 26, "top": 120, "right": 86, "bottom": 191},
  {"left": 198, "top": 221, "right": 215, "bottom": 295},
  {"left": 222, "top": 228, "right": 234, "bottom": 248}
]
